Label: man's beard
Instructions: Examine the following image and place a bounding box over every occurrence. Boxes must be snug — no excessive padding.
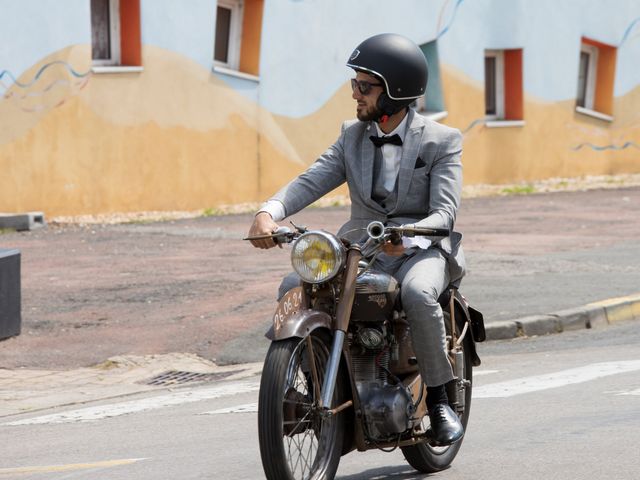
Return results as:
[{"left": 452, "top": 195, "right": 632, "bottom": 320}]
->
[{"left": 357, "top": 103, "right": 383, "bottom": 122}]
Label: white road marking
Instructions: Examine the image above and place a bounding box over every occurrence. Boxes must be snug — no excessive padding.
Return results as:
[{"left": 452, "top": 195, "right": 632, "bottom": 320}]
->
[
  {"left": 6, "top": 362, "right": 637, "bottom": 425},
  {"left": 616, "top": 388, "right": 640, "bottom": 396},
  {"left": 473, "top": 369, "right": 500, "bottom": 377},
  {"left": 200, "top": 403, "right": 258, "bottom": 414},
  {"left": 3, "top": 381, "right": 260, "bottom": 426},
  {"left": 473, "top": 361, "right": 640, "bottom": 398}
]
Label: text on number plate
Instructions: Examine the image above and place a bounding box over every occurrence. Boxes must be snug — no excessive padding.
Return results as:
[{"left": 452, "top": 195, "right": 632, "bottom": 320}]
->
[{"left": 274, "top": 287, "right": 304, "bottom": 331}]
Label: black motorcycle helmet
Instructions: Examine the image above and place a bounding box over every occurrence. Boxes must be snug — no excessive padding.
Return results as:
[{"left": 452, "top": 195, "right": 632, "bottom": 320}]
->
[{"left": 347, "top": 33, "right": 428, "bottom": 121}]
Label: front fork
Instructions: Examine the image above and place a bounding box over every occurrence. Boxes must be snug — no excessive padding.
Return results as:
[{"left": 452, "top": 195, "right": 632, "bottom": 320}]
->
[{"left": 319, "top": 246, "right": 362, "bottom": 410}]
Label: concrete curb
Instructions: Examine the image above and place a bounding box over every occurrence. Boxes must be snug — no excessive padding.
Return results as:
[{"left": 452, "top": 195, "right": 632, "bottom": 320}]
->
[
  {"left": 0, "top": 212, "right": 46, "bottom": 231},
  {"left": 485, "top": 293, "right": 640, "bottom": 340}
]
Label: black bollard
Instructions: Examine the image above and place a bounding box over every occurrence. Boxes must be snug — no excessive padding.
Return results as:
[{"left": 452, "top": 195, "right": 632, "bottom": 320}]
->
[{"left": 0, "top": 249, "right": 21, "bottom": 340}]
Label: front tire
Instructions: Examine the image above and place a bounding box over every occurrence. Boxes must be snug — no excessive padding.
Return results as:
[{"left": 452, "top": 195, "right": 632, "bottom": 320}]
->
[
  {"left": 401, "top": 311, "right": 473, "bottom": 473},
  {"left": 258, "top": 331, "right": 345, "bottom": 480}
]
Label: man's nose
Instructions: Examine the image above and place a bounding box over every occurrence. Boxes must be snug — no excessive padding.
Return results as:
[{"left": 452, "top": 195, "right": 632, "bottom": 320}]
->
[{"left": 352, "top": 87, "right": 362, "bottom": 100}]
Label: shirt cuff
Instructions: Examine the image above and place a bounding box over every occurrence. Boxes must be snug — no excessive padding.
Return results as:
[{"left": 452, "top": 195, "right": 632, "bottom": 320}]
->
[
  {"left": 402, "top": 236, "right": 432, "bottom": 250},
  {"left": 257, "top": 200, "right": 286, "bottom": 222}
]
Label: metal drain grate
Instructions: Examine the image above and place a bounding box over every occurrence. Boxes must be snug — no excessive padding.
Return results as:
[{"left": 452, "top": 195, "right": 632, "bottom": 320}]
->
[{"left": 143, "top": 369, "right": 243, "bottom": 386}]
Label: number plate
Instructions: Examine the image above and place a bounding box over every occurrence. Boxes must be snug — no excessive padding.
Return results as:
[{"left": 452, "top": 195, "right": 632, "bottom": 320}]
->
[{"left": 273, "top": 287, "right": 305, "bottom": 332}]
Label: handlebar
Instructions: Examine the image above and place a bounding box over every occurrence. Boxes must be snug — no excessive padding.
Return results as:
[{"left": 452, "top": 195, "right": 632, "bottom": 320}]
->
[
  {"left": 366, "top": 221, "right": 449, "bottom": 240},
  {"left": 244, "top": 221, "right": 449, "bottom": 246}
]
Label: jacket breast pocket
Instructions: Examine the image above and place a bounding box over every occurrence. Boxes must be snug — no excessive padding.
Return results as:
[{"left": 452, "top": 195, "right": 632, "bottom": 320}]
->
[{"left": 407, "top": 167, "right": 430, "bottom": 205}]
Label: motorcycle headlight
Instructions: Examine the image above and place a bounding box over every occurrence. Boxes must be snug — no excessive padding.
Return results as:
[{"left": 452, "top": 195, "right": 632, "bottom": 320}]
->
[{"left": 291, "top": 232, "right": 345, "bottom": 284}]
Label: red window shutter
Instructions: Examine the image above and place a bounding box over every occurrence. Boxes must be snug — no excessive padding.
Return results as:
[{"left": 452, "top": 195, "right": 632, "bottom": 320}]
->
[
  {"left": 120, "top": 0, "right": 141, "bottom": 66},
  {"left": 504, "top": 49, "right": 523, "bottom": 120}
]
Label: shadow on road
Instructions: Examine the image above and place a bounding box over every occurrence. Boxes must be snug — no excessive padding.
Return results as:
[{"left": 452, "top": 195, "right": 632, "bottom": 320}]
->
[{"left": 338, "top": 463, "right": 440, "bottom": 479}]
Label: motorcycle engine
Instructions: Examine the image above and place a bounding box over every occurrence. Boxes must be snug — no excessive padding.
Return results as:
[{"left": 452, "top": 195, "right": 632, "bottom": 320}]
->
[
  {"left": 350, "top": 269, "right": 416, "bottom": 440},
  {"left": 361, "top": 384, "right": 415, "bottom": 440},
  {"left": 351, "top": 344, "right": 416, "bottom": 440}
]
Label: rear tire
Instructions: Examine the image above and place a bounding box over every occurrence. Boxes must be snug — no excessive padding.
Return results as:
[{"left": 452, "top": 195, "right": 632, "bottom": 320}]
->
[
  {"left": 401, "top": 311, "right": 473, "bottom": 473},
  {"left": 258, "top": 331, "right": 345, "bottom": 480}
]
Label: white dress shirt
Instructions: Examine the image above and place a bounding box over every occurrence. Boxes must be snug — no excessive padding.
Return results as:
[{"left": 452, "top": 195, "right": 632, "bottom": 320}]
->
[{"left": 373, "top": 114, "right": 408, "bottom": 192}]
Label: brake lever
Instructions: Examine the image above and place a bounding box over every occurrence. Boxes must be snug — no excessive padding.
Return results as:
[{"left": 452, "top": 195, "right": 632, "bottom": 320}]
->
[
  {"left": 243, "top": 226, "right": 295, "bottom": 244},
  {"left": 289, "top": 220, "right": 308, "bottom": 234}
]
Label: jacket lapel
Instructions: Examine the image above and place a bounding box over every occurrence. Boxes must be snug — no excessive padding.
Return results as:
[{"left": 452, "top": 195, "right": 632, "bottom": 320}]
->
[
  {"left": 360, "top": 123, "right": 385, "bottom": 212},
  {"left": 391, "top": 110, "right": 424, "bottom": 214}
]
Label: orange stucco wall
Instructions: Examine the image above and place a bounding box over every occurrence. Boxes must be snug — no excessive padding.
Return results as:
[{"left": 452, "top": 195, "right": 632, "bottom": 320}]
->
[
  {"left": 1, "top": 45, "right": 639, "bottom": 216},
  {"left": 440, "top": 64, "right": 640, "bottom": 185}
]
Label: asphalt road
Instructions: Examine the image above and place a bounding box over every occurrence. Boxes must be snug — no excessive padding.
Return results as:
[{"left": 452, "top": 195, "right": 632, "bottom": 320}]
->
[
  {"left": 2, "top": 320, "right": 639, "bottom": 480},
  {"left": 1, "top": 187, "right": 639, "bottom": 368}
]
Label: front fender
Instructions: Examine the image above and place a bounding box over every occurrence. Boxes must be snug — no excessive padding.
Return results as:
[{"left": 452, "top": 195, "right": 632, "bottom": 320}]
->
[{"left": 265, "top": 309, "right": 333, "bottom": 341}]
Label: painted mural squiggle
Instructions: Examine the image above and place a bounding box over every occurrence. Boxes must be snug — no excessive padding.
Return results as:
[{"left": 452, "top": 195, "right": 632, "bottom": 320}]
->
[
  {"left": 461, "top": 117, "right": 488, "bottom": 135},
  {"left": 2, "top": 77, "right": 87, "bottom": 100},
  {"left": 0, "top": 60, "right": 91, "bottom": 92},
  {"left": 571, "top": 141, "right": 640, "bottom": 151},
  {"left": 436, "top": 0, "right": 464, "bottom": 39},
  {"left": 620, "top": 17, "right": 640, "bottom": 46},
  {"left": 0, "top": 60, "right": 92, "bottom": 113}
]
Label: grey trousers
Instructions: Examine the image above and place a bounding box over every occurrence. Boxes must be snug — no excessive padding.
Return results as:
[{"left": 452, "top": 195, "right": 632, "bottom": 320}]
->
[{"left": 277, "top": 247, "right": 454, "bottom": 387}]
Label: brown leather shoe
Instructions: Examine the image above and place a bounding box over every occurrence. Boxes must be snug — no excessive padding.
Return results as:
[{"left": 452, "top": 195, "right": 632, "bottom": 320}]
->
[{"left": 427, "top": 403, "right": 464, "bottom": 446}]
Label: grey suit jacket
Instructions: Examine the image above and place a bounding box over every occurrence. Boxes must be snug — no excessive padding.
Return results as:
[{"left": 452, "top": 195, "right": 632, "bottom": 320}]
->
[{"left": 269, "top": 108, "right": 466, "bottom": 284}]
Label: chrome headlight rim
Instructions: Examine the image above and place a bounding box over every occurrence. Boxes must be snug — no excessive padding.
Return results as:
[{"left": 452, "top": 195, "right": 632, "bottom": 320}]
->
[{"left": 290, "top": 231, "right": 345, "bottom": 284}]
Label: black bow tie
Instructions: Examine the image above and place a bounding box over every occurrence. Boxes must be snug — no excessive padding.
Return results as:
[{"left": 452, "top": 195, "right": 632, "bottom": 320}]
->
[{"left": 369, "top": 134, "right": 403, "bottom": 148}]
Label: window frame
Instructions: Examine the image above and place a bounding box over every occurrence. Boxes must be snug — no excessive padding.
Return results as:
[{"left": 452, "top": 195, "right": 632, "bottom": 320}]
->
[
  {"left": 214, "top": 0, "right": 244, "bottom": 71},
  {"left": 484, "top": 49, "right": 505, "bottom": 120},
  {"left": 577, "top": 43, "right": 599, "bottom": 111},
  {"left": 91, "top": 0, "right": 121, "bottom": 66}
]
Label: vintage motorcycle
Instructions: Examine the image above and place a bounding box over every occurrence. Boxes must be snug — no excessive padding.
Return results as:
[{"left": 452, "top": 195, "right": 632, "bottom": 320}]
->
[{"left": 246, "top": 221, "right": 485, "bottom": 480}]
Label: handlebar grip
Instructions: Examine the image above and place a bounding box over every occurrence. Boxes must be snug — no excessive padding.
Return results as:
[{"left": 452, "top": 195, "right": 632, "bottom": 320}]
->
[{"left": 401, "top": 225, "right": 450, "bottom": 238}]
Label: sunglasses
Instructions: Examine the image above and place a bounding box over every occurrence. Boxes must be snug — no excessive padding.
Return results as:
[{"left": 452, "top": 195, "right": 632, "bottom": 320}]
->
[{"left": 351, "top": 78, "right": 383, "bottom": 95}]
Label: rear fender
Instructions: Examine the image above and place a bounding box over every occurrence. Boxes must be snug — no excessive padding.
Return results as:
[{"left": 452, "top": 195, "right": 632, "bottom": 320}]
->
[
  {"left": 452, "top": 292, "right": 482, "bottom": 367},
  {"left": 265, "top": 310, "right": 333, "bottom": 341}
]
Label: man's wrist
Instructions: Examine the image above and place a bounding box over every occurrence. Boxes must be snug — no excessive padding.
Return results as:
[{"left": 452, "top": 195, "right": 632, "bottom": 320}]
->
[{"left": 258, "top": 200, "right": 286, "bottom": 222}]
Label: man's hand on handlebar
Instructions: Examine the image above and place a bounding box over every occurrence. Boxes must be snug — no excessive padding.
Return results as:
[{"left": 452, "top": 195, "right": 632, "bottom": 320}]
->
[
  {"left": 248, "top": 212, "right": 281, "bottom": 249},
  {"left": 381, "top": 231, "right": 404, "bottom": 256},
  {"left": 382, "top": 240, "right": 405, "bottom": 256}
]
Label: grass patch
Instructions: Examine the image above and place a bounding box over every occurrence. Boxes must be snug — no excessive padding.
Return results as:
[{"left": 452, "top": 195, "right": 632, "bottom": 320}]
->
[
  {"left": 0, "top": 228, "right": 16, "bottom": 234},
  {"left": 123, "top": 218, "right": 166, "bottom": 225},
  {"left": 501, "top": 184, "right": 536, "bottom": 195},
  {"left": 202, "top": 207, "right": 223, "bottom": 217}
]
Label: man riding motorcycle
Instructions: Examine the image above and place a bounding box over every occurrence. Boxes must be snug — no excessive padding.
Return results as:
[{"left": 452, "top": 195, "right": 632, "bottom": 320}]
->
[{"left": 248, "top": 32, "right": 466, "bottom": 445}]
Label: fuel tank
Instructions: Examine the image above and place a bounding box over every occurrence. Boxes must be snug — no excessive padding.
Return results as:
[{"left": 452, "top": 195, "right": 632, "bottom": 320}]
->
[{"left": 350, "top": 269, "right": 399, "bottom": 322}]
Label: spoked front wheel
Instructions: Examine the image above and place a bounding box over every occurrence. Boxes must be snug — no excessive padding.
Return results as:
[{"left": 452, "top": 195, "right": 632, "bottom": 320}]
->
[{"left": 258, "top": 331, "right": 345, "bottom": 480}]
